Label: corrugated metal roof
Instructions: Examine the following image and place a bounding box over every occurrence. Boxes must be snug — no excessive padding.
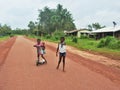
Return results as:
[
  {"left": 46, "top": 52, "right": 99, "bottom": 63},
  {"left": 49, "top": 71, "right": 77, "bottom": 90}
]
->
[
  {"left": 92, "top": 26, "right": 120, "bottom": 33},
  {"left": 65, "top": 29, "right": 90, "bottom": 34}
]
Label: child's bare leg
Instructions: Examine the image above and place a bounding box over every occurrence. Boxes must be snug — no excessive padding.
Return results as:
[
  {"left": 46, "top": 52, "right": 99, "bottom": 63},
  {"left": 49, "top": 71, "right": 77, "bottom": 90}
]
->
[
  {"left": 37, "top": 54, "right": 40, "bottom": 62},
  {"left": 41, "top": 54, "right": 47, "bottom": 63},
  {"left": 57, "top": 56, "right": 62, "bottom": 69},
  {"left": 63, "top": 56, "right": 65, "bottom": 72},
  {"left": 36, "top": 54, "right": 40, "bottom": 66}
]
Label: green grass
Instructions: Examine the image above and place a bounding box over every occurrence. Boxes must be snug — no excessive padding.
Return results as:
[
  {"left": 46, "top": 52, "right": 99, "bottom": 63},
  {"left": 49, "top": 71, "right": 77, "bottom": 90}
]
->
[{"left": 0, "top": 36, "right": 10, "bottom": 42}]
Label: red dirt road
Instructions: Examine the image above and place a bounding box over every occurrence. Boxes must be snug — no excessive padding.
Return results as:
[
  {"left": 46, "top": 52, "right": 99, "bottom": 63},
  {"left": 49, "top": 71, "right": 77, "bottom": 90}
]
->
[{"left": 0, "top": 36, "right": 120, "bottom": 90}]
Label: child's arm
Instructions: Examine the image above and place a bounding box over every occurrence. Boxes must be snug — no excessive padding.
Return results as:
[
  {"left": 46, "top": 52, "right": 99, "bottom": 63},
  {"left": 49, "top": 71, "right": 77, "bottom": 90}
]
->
[
  {"left": 33, "top": 45, "right": 37, "bottom": 47},
  {"left": 33, "top": 45, "right": 39, "bottom": 48},
  {"left": 33, "top": 45, "right": 36, "bottom": 47},
  {"left": 56, "top": 43, "right": 59, "bottom": 56}
]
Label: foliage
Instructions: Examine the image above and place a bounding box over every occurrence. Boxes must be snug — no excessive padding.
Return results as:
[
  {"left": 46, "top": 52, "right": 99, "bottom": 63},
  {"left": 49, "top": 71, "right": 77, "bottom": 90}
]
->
[
  {"left": 0, "top": 24, "right": 12, "bottom": 36},
  {"left": 28, "top": 21, "right": 36, "bottom": 34},
  {"left": 0, "top": 36, "right": 10, "bottom": 42},
  {"left": 12, "top": 28, "right": 28, "bottom": 35},
  {"left": 97, "top": 39, "right": 106, "bottom": 48},
  {"left": 45, "top": 34, "right": 51, "bottom": 39},
  {"left": 88, "top": 23, "right": 106, "bottom": 30},
  {"left": 50, "top": 31, "right": 65, "bottom": 41},
  {"left": 97, "top": 36, "right": 120, "bottom": 49},
  {"left": 72, "top": 37, "right": 78, "bottom": 43},
  {"left": 37, "top": 4, "right": 76, "bottom": 34}
]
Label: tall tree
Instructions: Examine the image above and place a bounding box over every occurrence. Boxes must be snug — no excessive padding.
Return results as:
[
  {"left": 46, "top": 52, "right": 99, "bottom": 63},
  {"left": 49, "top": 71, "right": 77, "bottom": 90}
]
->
[
  {"left": 37, "top": 4, "right": 76, "bottom": 34},
  {"left": 28, "top": 21, "right": 35, "bottom": 33},
  {"left": 88, "top": 23, "right": 106, "bottom": 30}
]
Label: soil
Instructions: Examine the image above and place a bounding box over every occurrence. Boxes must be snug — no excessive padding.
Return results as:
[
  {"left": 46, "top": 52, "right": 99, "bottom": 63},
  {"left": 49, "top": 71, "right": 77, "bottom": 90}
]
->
[{"left": 0, "top": 36, "right": 120, "bottom": 90}]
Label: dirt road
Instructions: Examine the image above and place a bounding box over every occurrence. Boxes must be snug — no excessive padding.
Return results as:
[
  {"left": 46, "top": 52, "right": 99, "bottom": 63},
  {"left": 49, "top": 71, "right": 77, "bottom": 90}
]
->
[{"left": 0, "top": 36, "right": 120, "bottom": 90}]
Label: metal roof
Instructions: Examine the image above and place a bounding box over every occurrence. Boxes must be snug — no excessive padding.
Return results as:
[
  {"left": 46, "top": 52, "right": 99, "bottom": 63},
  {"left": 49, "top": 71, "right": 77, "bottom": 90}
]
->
[
  {"left": 65, "top": 29, "right": 90, "bottom": 34},
  {"left": 92, "top": 26, "right": 120, "bottom": 33}
]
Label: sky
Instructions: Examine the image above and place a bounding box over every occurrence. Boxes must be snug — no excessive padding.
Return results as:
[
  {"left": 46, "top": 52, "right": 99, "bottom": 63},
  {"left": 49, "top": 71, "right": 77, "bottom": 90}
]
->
[{"left": 0, "top": 0, "right": 120, "bottom": 29}]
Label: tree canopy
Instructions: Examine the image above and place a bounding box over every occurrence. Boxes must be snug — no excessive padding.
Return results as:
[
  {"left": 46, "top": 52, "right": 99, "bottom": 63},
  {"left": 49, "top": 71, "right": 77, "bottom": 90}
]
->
[
  {"left": 28, "top": 4, "right": 76, "bottom": 35},
  {"left": 0, "top": 24, "right": 12, "bottom": 36}
]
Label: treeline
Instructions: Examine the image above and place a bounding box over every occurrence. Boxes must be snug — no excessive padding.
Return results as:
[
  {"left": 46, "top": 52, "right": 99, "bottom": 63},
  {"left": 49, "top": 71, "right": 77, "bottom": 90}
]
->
[
  {"left": 28, "top": 4, "right": 76, "bottom": 35},
  {"left": 0, "top": 24, "right": 12, "bottom": 36},
  {"left": 0, "top": 24, "right": 28, "bottom": 36}
]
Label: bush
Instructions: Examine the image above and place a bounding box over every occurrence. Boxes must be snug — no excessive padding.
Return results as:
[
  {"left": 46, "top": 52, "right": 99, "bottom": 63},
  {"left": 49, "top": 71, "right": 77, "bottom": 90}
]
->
[
  {"left": 50, "top": 31, "right": 65, "bottom": 41},
  {"left": 108, "top": 40, "right": 120, "bottom": 49},
  {"left": 104, "top": 36, "right": 115, "bottom": 46},
  {"left": 97, "top": 39, "right": 105, "bottom": 48},
  {"left": 53, "top": 31, "right": 65, "bottom": 37},
  {"left": 45, "top": 35, "right": 51, "bottom": 39},
  {"left": 72, "top": 37, "right": 78, "bottom": 43},
  {"left": 97, "top": 36, "right": 120, "bottom": 49}
]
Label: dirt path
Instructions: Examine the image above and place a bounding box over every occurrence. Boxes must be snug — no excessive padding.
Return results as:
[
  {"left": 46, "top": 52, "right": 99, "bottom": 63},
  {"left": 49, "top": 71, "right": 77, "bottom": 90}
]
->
[
  {"left": 0, "top": 37, "right": 16, "bottom": 68},
  {"left": 0, "top": 36, "right": 120, "bottom": 90}
]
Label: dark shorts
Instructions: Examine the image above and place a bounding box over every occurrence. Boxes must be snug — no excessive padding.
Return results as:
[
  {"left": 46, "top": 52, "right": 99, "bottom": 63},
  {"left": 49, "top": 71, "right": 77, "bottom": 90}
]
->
[{"left": 59, "top": 52, "right": 66, "bottom": 57}]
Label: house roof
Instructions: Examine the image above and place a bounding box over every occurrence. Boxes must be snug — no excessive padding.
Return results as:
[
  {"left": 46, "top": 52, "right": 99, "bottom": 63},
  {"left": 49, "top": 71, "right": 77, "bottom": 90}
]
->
[
  {"left": 65, "top": 29, "right": 90, "bottom": 34},
  {"left": 92, "top": 26, "right": 120, "bottom": 33},
  {"left": 66, "top": 30, "right": 80, "bottom": 33}
]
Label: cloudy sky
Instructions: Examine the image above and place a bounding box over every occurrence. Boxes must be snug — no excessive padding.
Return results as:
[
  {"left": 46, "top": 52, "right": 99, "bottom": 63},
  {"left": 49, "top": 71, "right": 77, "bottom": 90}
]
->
[{"left": 0, "top": 0, "right": 120, "bottom": 29}]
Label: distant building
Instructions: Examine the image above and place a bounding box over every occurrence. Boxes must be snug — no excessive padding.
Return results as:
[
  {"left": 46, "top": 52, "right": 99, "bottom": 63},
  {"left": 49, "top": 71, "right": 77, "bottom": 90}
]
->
[
  {"left": 92, "top": 26, "right": 120, "bottom": 39},
  {"left": 65, "top": 29, "right": 91, "bottom": 38}
]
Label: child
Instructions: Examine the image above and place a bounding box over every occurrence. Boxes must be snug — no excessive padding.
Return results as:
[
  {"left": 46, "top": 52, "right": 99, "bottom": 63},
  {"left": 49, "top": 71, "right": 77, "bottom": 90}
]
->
[
  {"left": 56, "top": 37, "right": 66, "bottom": 72},
  {"left": 41, "top": 42, "right": 46, "bottom": 54},
  {"left": 33, "top": 39, "right": 47, "bottom": 66}
]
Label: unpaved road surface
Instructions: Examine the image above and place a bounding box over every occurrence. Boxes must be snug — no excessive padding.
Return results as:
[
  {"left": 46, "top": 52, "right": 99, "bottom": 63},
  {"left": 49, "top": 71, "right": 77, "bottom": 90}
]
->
[{"left": 0, "top": 36, "right": 120, "bottom": 90}]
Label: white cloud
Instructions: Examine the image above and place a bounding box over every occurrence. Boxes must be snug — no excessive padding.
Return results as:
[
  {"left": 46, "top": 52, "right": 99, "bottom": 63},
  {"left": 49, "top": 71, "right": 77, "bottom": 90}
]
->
[
  {"left": 78, "top": 10, "right": 120, "bottom": 29},
  {"left": 0, "top": 0, "right": 120, "bottom": 29}
]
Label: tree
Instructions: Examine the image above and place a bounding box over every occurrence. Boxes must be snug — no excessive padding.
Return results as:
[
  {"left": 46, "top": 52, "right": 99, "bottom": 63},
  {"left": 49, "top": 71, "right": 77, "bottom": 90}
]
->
[
  {"left": 88, "top": 23, "right": 106, "bottom": 30},
  {"left": 37, "top": 4, "right": 76, "bottom": 35},
  {"left": 88, "top": 25, "right": 93, "bottom": 31},
  {"left": 28, "top": 21, "right": 35, "bottom": 33},
  {"left": 0, "top": 24, "right": 12, "bottom": 35}
]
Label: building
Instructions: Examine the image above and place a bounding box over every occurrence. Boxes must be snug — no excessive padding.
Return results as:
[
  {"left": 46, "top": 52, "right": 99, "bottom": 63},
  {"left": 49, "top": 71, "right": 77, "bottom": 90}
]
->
[
  {"left": 65, "top": 29, "right": 91, "bottom": 38},
  {"left": 92, "top": 26, "right": 120, "bottom": 39}
]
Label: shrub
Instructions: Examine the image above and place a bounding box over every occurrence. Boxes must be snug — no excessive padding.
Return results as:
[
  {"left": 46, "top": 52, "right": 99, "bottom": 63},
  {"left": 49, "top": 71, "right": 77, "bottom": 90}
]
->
[
  {"left": 97, "top": 39, "right": 105, "bottom": 48},
  {"left": 104, "top": 36, "right": 115, "bottom": 46},
  {"left": 97, "top": 36, "right": 120, "bottom": 49},
  {"left": 53, "top": 30, "right": 65, "bottom": 37},
  {"left": 108, "top": 40, "right": 120, "bottom": 49},
  {"left": 48, "top": 31, "right": 65, "bottom": 41},
  {"left": 45, "top": 35, "right": 51, "bottom": 39},
  {"left": 72, "top": 37, "right": 78, "bottom": 43}
]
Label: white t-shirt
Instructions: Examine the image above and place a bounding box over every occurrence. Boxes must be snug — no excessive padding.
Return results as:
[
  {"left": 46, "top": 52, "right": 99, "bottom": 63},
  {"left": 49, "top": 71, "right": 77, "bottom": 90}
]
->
[{"left": 59, "top": 42, "right": 66, "bottom": 53}]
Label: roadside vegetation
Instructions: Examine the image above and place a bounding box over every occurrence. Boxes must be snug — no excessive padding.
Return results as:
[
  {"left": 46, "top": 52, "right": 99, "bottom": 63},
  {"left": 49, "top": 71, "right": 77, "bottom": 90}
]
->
[{"left": 0, "top": 36, "right": 10, "bottom": 42}]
